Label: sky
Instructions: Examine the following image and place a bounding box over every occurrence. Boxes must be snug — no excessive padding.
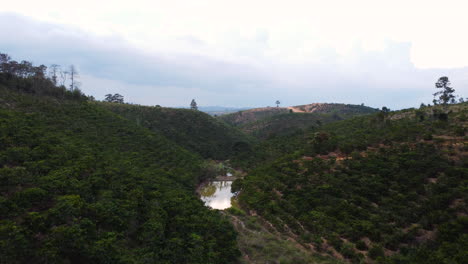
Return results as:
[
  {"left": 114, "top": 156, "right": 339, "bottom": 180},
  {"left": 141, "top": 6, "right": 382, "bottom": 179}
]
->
[{"left": 1, "top": 0, "right": 467, "bottom": 109}]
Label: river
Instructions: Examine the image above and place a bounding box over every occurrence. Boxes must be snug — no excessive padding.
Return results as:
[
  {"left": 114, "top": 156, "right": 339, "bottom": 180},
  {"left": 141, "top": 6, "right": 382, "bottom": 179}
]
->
[{"left": 200, "top": 180, "right": 234, "bottom": 210}]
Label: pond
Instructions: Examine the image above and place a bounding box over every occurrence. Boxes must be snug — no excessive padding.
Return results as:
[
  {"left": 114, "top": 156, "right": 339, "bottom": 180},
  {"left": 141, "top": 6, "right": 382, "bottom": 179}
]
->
[{"left": 200, "top": 181, "right": 234, "bottom": 210}]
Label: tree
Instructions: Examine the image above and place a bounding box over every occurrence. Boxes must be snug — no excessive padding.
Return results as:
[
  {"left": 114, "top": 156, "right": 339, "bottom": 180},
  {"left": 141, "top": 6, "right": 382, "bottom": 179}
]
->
[
  {"left": 433, "top": 76, "right": 456, "bottom": 105},
  {"left": 377, "top": 106, "right": 390, "bottom": 122},
  {"left": 104, "top": 93, "right": 124, "bottom": 103},
  {"left": 309, "top": 131, "right": 331, "bottom": 154},
  {"left": 381, "top": 106, "right": 390, "bottom": 113},
  {"left": 60, "top": 70, "right": 68, "bottom": 87},
  {"left": 49, "top": 64, "right": 60, "bottom": 86},
  {"left": 69, "top": 65, "right": 79, "bottom": 91},
  {"left": 34, "top": 65, "right": 47, "bottom": 79},
  {"left": 0, "top": 53, "right": 10, "bottom": 61},
  {"left": 275, "top": 100, "right": 280, "bottom": 107},
  {"left": 190, "top": 99, "right": 198, "bottom": 110},
  {"left": 0, "top": 53, "right": 11, "bottom": 73}
]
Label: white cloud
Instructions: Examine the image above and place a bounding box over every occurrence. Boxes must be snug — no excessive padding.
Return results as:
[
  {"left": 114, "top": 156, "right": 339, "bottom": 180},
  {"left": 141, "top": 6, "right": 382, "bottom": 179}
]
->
[
  {"left": 2, "top": 0, "right": 468, "bottom": 68},
  {"left": 0, "top": 1, "right": 467, "bottom": 109}
]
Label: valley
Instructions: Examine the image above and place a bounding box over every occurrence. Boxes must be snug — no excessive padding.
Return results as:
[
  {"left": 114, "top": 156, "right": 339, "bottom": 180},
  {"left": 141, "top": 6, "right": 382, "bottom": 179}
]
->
[
  {"left": 0, "top": 55, "right": 466, "bottom": 264},
  {"left": 198, "top": 163, "right": 241, "bottom": 210}
]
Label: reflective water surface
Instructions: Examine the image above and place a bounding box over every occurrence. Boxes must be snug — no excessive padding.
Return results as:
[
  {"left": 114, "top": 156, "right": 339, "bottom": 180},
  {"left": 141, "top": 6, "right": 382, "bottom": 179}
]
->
[{"left": 200, "top": 181, "right": 234, "bottom": 210}]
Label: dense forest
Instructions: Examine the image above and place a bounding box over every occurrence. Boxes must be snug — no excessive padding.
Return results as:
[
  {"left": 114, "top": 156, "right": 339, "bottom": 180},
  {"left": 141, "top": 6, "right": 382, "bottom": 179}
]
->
[
  {"left": 233, "top": 104, "right": 467, "bottom": 263},
  {"left": 0, "top": 55, "right": 240, "bottom": 264},
  {"left": 219, "top": 103, "right": 377, "bottom": 139},
  {"left": 100, "top": 103, "right": 252, "bottom": 160},
  {"left": 0, "top": 53, "right": 466, "bottom": 264}
]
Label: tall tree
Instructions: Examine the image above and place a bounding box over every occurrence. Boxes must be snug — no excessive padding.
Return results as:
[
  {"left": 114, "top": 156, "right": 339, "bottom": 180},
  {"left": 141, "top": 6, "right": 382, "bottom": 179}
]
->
[
  {"left": 433, "top": 76, "right": 456, "bottom": 105},
  {"left": 190, "top": 99, "right": 198, "bottom": 110},
  {"left": 34, "top": 65, "right": 47, "bottom": 79},
  {"left": 0, "top": 53, "right": 11, "bottom": 73},
  {"left": 381, "top": 106, "right": 390, "bottom": 113},
  {"left": 18, "top": 60, "right": 33, "bottom": 78},
  {"left": 104, "top": 93, "right": 124, "bottom": 103},
  {"left": 69, "top": 65, "right": 79, "bottom": 91},
  {"left": 49, "top": 64, "right": 60, "bottom": 86},
  {"left": 275, "top": 100, "right": 281, "bottom": 107},
  {"left": 378, "top": 106, "right": 390, "bottom": 121}
]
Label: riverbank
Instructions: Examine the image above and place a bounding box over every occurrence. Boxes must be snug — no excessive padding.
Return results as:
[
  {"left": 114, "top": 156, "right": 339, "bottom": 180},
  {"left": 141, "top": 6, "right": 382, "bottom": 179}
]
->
[{"left": 197, "top": 161, "right": 246, "bottom": 210}]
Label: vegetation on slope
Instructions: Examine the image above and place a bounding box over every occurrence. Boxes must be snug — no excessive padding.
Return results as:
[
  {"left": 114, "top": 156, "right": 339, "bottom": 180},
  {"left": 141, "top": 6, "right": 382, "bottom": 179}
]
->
[
  {"left": 225, "top": 209, "right": 344, "bottom": 264},
  {"left": 0, "top": 69, "right": 239, "bottom": 263},
  {"left": 220, "top": 103, "right": 377, "bottom": 126},
  {"left": 100, "top": 103, "right": 252, "bottom": 160},
  {"left": 220, "top": 107, "right": 288, "bottom": 127},
  {"left": 227, "top": 104, "right": 379, "bottom": 168},
  {"left": 240, "top": 112, "right": 346, "bottom": 140},
  {"left": 219, "top": 103, "right": 378, "bottom": 140},
  {"left": 234, "top": 104, "right": 467, "bottom": 263},
  {"left": 2, "top": 53, "right": 466, "bottom": 264}
]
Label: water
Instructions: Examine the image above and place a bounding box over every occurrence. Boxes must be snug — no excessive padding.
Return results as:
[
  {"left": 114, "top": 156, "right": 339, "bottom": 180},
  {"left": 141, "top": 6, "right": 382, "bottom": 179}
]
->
[{"left": 200, "top": 181, "right": 234, "bottom": 210}]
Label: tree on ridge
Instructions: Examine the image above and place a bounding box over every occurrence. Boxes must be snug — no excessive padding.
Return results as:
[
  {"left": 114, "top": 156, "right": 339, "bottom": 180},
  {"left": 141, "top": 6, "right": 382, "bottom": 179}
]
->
[
  {"left": 433, "top": 76, "right": 456, "bottom": 105},
  {"left": 69, "top": 65, "right": 79, "bottom": 91},
  {"left": 191, "top": 99, "right": 198, "bottom": 110},
  {"left": 104, "top": 93, "right": 124, "bottom": 103}
]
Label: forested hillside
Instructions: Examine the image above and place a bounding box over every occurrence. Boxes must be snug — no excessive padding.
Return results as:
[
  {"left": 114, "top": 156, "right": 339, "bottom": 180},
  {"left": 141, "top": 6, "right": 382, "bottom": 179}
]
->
[
  {"left": 233, "top": 104, "right": 467, "bottom": 263},
  {"left": 219, "top": 103, "right": 378, "bottom": 139},
  {"left": 100, "top": 103, "right": 252, "bottom": 160},
  {"left": 240, "top": 112, "right": 346, "bottom": 140},
  {"left": 0, "top": 69, "right": 239, "bottom": 263},
  {"left": 1, "top": 53, "right": 466, "bottom": 264}
]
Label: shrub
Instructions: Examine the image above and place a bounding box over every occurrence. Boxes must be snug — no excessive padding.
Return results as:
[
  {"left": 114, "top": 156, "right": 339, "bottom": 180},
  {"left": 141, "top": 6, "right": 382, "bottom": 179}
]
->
[
  {"left": 356, "top": 240, "right": 368, "bottom": 250},
  {"left": 368, "top": 245, "right": 385, "bottom": 259}
]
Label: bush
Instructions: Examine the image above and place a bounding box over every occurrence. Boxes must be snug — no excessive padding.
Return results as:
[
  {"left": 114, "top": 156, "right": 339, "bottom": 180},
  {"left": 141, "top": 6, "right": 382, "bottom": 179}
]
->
[
  {"left": 226, "top": 206, "right": 245, "bottom": 216},
  {"left": 368, "top": 245, "right": 385, "bottom": 259},
  {"left": 423, "top": 133, "right": 433, "bottom": 140},
  {"left": 356, "top": 240, "right": 368, "bottom": 250}
]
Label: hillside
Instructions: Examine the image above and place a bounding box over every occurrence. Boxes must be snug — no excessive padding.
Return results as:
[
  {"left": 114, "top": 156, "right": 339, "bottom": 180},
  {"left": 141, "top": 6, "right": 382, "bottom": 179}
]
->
[
  {"left": 220, "top": 103, "right": 377, "bottom": 126},
  {"left": 220, "top": 106, "right": 288, "bottom": 126},
  {"left": 1, "top": 54, "right": 466, "bottom": 264},
  {"left": 0, "top": 72, "right": 239, "bottom": 263},
  {"left": 100, "top": 103, "right": 252, "bottom": 160},
  {"left": 233, "top": 104, "right": 467, "bottom": 263},
  {"left": 198, "top": 106, "right": 252, "bottom": 116},
  {"left": 219, "top": 103, "right": 378, "bottom": 138},
  {"left": 240, "top": 113, "right": 345, "bottom": 140}
]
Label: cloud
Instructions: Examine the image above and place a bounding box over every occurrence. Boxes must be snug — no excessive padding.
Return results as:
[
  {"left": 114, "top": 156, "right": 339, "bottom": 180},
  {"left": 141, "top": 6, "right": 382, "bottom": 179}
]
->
[{"left": 0, "top": 12, "right": 466, "bottom": 109}]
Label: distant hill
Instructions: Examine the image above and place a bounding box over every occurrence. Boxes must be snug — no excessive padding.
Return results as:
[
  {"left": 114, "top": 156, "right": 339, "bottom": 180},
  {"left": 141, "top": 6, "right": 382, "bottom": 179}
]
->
[
  {"left": 101, "top": 103, "right": 253, "bottom": 160},
  {"left": 176, "top": 106, "right": 252, "bottom": 116},
  {"left": 219, "top": 103, "right": 378, "bottom": 138}
]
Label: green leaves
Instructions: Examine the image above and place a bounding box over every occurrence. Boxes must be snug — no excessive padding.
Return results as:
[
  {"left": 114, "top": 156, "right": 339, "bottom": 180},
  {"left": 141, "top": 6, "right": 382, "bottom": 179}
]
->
[
  {"left": 0, "top": 83, "right": 240, "bottom": 263},
  {"left": 238, "top": 105, "right": 468, "bottom": 262}
]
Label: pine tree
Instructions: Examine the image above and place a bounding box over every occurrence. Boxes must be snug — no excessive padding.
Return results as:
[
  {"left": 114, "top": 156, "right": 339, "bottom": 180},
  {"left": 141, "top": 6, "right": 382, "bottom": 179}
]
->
[
  {"left": 190, "top": 99, "right": 198, "bottom": 110},
  {"left": 433, "top": 76, "right": 456, "bottom": 105}
]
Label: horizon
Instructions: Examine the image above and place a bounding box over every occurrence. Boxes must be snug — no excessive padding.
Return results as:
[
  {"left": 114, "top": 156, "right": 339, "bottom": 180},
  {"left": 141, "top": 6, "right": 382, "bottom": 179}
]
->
[
  {"left": 1, "top": 0, "right": 467, "bottom": 109},
  {"left": 176, "top": 102, "right": 380, "bottom": 110}
]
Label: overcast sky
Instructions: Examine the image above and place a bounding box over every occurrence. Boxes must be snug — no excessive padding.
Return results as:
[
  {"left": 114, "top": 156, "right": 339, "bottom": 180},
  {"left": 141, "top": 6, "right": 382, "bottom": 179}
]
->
[{"left": 1, "top": 0, "right": 467, "bottom": 109}]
